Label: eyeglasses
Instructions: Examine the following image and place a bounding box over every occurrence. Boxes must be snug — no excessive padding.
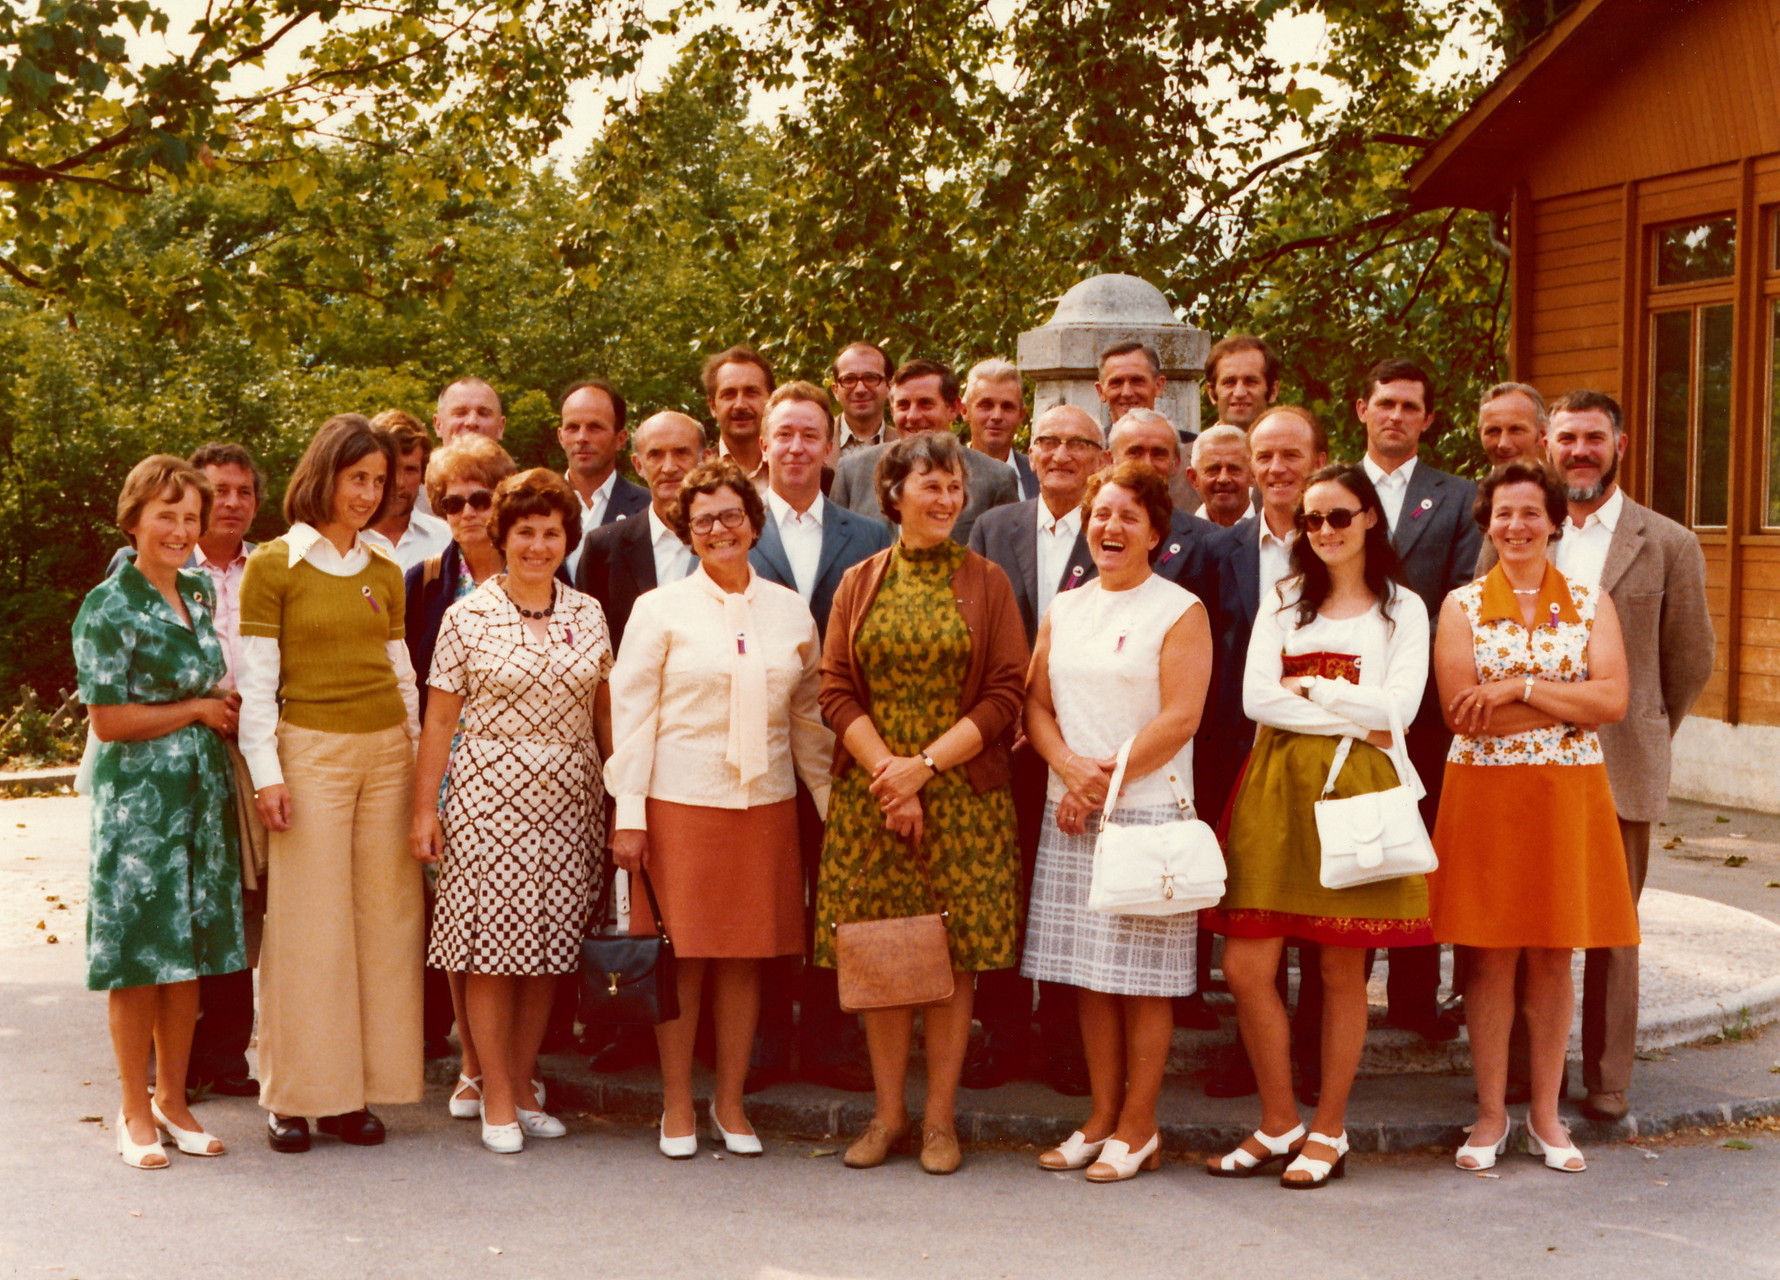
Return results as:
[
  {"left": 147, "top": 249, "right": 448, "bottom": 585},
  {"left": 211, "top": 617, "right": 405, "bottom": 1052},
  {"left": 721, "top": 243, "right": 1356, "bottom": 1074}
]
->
[
  {"left": 689, "top": 507, "right": 749, "bottom": 535},
  {"left": 1032, "top": 434, "right": 1102, "bottom": 454},
  {"left": 834, "top": 373, "right": 886, "bottom": 390},
  {"left": 440, "top": 489, "right": 494, "bottom": 516},
  {"left": 1298, "top": 508, "right": 1362, "bottom": 532}
]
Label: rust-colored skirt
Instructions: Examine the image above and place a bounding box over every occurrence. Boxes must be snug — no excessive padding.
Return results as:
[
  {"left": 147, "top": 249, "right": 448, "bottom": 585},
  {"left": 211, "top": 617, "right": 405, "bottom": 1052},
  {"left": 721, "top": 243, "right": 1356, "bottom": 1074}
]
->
[
  {"left": 1429, "top": 761, "right": 1639, "bottom": 950},
  {"left": 632, "top": 797, "right": 803, "bottom": 959}
]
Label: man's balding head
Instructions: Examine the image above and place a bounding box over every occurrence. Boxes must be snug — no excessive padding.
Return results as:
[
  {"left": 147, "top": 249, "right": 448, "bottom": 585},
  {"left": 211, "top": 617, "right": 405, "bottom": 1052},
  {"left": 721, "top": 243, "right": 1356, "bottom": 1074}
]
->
[
  {"left": 631, "top": 411, "right": 707, "bottom": 518},
  {"left": 434, "top": 378, "right": 505, "bottom": 443}
]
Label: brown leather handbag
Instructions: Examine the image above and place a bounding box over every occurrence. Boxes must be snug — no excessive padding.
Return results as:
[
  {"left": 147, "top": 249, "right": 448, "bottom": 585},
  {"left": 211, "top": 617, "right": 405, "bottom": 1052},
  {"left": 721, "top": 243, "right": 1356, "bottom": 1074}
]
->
[{"left": 834, "top": 838, "right": 954, "bottom": 1012}]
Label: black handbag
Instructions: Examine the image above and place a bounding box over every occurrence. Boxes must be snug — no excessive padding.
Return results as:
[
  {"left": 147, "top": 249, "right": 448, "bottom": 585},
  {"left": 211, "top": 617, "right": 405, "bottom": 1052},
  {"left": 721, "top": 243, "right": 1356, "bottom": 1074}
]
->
[{"left": 579, "top": 864, "right": 678, "bottom": 1026}]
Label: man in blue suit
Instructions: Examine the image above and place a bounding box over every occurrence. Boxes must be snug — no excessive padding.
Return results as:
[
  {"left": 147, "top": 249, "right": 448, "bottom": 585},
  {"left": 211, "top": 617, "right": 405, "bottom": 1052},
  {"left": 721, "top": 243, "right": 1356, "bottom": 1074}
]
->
[{"left": 747, "top": 381, "right": 893, "bottom": 1093}]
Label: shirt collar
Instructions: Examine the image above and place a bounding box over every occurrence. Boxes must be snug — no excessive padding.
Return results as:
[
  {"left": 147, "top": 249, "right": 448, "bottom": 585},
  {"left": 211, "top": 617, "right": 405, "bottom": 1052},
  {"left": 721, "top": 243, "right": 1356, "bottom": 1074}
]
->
[
  {"left": 1477, "top": 562, "right": 1581, "bottom": 628},
  {"left": 766, "top": 487, "right": 825, "bottom": 528},
  {"left": 571, "top": 470, "right": 618, "bottom": 513},
  {"left": 191, "top": 541, "right": 250, "bottom": 571},
  {"left": 690, "top": 560, "right": 758, "bottom": 602},
  {"left": 1037, "top": 501, "right": 1082, "bottom": 536},
  {"left": 285, "top": 522, "right": 375, "bottom": 567},
  {"left": 647, "top": 507, "right": 681, "bottom": 548},
  {"left": 1569, "top": 486, "right": 1624, "bottom": 535},
  {"left": 1258, "top": 515, "right": 1297, "bottom": 548},
  {"left": 717, "top": 440, "right": 770, "bottom": 481},
  {"left": 1363, "top": 454, "right": 1417, "bottom": 489}
]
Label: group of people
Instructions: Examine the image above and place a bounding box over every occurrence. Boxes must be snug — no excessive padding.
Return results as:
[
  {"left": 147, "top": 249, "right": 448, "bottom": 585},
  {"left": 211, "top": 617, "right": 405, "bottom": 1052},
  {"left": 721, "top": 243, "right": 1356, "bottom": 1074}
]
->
[{"left": 75, "top": 333, "right": 1712, "bottom": 1189}]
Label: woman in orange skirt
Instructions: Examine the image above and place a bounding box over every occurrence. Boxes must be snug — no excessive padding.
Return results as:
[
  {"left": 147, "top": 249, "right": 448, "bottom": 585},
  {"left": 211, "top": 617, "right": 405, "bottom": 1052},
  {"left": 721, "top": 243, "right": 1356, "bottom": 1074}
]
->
[
  {"left": 1431, "top": 459, "right": 1635, "bottom": 1175},
  {"left": 606, "top": 460, "right": 834, "bottom": 1160}
]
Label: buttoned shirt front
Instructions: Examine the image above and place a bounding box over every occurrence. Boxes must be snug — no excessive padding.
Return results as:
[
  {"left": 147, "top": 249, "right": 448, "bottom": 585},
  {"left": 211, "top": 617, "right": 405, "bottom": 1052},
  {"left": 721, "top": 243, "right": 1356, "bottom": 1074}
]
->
[
  {"left": 1363, "top": 454, "right": 1419, "bottom": 534},
  {"left": 1035, "top": 501, "right": 1083, "bottom": 621},
  {"left": 649, "top": 507, "right": 696, "bottom": 588},
  {"left": 767, "top": 488, "right": 825, "bottom": 602},
  {"left": 837, "top": 422, "right": 890, "bottom": 455},
  {"left": 1258, "top": 513, "right": 1299, "bottom": 606},
  {"left": 190, "top": 541, "right": 251, "bottom": 689},
  {"left": 1552, "top": 486, "right": 1624, "bottom": 589}
]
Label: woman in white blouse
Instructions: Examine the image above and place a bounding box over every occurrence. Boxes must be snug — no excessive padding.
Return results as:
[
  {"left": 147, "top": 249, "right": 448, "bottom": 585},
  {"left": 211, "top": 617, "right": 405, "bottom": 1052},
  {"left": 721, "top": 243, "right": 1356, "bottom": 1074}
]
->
[
  {"left": 1205, "top": 463, "right": 1431, "bottom": 1191},
  {"left": 606, "top": 459, "right": 834, "bottom": 1160}
]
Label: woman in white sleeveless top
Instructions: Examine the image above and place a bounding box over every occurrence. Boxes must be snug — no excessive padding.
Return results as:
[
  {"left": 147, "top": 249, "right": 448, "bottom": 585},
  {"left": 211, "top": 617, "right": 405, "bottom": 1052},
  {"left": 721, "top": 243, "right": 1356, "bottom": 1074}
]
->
[{"left": 1022, "top": 462, "right": 1212, "bottom": 1183}]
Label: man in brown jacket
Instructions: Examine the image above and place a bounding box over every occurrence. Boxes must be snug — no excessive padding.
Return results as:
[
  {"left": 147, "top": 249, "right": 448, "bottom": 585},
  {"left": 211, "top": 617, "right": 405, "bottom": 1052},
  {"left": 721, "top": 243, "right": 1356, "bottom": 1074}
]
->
[{"left": 1481, "top": 389, "right": 1712, "bottom": 1120}]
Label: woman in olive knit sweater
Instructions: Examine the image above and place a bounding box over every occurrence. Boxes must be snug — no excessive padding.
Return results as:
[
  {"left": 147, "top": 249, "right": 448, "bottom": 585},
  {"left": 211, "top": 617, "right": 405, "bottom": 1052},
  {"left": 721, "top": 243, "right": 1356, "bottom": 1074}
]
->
[{"left": 238, "top": 414, "right": 424, "bottom": 1154}]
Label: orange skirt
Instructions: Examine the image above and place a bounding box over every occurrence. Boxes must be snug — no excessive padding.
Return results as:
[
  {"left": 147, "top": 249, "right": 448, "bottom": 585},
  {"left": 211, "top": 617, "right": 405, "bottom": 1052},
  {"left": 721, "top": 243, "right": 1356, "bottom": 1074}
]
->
[
  {"left": 633, "top": 798, "right": 803, "bottom": 959},
  {"left": 1429, "top": 762, "right": 1639, "bottom": 950}
]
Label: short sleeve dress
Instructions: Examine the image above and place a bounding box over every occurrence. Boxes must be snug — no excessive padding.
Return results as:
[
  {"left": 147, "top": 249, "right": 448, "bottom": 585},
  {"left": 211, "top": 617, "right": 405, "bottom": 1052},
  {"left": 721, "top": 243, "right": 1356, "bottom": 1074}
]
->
[
  {"left": 72, "top": 563, "right": 245, "bottom": 991},
  {"left": 814, "top": 540, "right": 1021, "bottom": 971},
  {"left": 1021, "top": 574, "right": 1202, "bottom": 996},
  {"left": 1429, "top": 565, "right": 1639, "bottom": 949},
  {"left": 425, "top": 578, "right": 614, "bottom": 975}
]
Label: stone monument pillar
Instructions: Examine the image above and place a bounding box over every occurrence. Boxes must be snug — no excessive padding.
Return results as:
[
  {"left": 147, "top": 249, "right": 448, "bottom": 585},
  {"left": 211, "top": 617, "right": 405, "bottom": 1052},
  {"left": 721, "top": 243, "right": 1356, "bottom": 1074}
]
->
[{"left": 1016, "top": 273, "right": 1210, "bottom": 440}]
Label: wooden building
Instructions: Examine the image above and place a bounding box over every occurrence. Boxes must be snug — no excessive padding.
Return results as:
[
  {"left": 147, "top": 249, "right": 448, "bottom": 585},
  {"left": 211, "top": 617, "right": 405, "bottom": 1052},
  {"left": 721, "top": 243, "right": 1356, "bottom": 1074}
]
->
[{"left": 1406, "top": 0, "right": 1780, "bottom": 811}]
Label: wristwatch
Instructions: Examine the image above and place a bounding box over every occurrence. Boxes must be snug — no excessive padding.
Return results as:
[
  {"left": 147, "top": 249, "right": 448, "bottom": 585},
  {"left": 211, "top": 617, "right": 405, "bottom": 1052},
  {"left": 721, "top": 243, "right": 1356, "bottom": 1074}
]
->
[{"left": 919, "top": 750, "right": 939, "bottom": 773}]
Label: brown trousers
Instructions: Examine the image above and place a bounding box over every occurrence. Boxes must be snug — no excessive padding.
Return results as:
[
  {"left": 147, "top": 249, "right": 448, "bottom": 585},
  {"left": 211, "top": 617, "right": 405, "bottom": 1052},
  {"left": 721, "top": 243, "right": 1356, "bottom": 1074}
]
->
[
  {"left": 257, "top": 724, "right": 423, "bottom": 1117},
  {"left": 1580, "top": 817, "right": 1650, "bottom": 1095}
]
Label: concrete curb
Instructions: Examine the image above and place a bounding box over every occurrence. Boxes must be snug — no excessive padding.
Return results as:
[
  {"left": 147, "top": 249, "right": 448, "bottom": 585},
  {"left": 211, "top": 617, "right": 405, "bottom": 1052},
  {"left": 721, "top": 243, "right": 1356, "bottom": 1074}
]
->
[{"left": 0, "top": 767, "right": 75, "bottom": 797}]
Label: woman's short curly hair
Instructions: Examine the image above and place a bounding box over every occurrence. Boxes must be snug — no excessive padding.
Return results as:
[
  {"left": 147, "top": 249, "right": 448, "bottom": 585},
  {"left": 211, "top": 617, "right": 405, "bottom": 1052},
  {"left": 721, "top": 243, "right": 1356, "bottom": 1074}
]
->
[
  {"left": 1474, "top": 458, "right": 1567, "bottom": 541},
  {"left": 425, "top": 433, "right": 517, "bottom": 514},
  {"left": 1079, "top": 461, "right": 1174, "bottom": 549},
  {"left": 490, "top": 468, "right": 583, "bottom": 553},
  {"left": 875, "top": 431, "right": 966, "bottom": 525},
  {"left": 117, "top": 454, "right": 214, "bottom": 542},
  {"left": 667, "top": 458, "right": 767, "bottom": 546}
]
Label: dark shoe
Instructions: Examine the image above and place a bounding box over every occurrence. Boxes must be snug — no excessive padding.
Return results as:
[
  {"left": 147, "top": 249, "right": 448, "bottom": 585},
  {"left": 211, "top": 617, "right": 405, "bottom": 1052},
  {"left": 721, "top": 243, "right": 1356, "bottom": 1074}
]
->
[
  {"left": 586, "top": 1025, "right": 655, "bottom": 1074},
  {"left": 1580, "top": 1090, "right": 1628, "bottom": 1122},
  {"left": 191, "top": 1074, "right": 260, "bottom": 1099},
  {"left": 1039, "top": 1054, "right": 1091, "bottom": 1097},
  {"left": 1296, "top": 1075, "right": 1322, "bottom": 1109},
  {"left": 267, "top": 1113, "right": 311, "bottom": 1154},
  {"left": 423, "top": 1036, "right": 454, "bottom": 1061},
  {"left": 803, "top": 1058, "right": 875, "bottom": 1093},
  {"left": 317, "top": 1109, "right": 386, "bottom": 1146},
  {"left": 960, "top": 1040, "right": 1024, "bottom": 1091},
  {"left": 1205, "top": 1058, "right": 1259, "bottom": 1099},
  {"left": 1386, "top": 1002, "right": 1464, "bottom": 1044},
  {"left": 1173, "top": 993, "right": 1221, "bottom": 1031}
]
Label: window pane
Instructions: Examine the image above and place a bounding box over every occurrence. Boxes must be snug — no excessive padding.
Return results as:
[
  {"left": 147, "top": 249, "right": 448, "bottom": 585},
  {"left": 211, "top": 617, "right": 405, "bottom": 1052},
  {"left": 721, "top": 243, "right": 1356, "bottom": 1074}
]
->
[
  {"left": 1655, "top": 218, "right": 1736, "bottom": 285},
  {"left": 1650, "top": 310, "right": 1692, "bottom": 522},
  {"left": 1695, "top": 304, "right": 1733, "bottom": 526},
  {"left": 1768, "top": 300, "right": 1780, "bottom": 526}
]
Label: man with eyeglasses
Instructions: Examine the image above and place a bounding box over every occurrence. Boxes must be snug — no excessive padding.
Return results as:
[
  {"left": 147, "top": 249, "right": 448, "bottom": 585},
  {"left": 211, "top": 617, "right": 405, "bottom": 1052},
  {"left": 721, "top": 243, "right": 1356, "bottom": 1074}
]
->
[
  {"left": 965, "top": 404, "right": 1108, "bottom": 1093},
  {"left": 1357, "top": 358, "right": 1480, "bottom": 1044},
  {"left": 828, "top": 341, "right": 896, "bottom": 454}
]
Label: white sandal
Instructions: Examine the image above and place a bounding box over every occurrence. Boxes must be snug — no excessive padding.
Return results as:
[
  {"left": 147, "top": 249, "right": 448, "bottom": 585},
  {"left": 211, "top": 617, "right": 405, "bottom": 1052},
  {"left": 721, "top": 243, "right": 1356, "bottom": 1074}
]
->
[
  {"left": 1526, "top": 1119, "right": 1586, "bottom": 1173},
  {"left": 1038, "top": 1130, "right": 1108, "bottom": 1170},
  {"left": 1455, "top": 1119, "right": 1511, "bottom": 1171},
  {"left": 448, "top": 1074, "right": 483, "bottom": 1120},
  {"left": 151, "top": 1098, "right": 224, "bottom": 1156},
  {"left": 1084, "top": 1132, "right": 1161, "bottom": 1183},
  {"left": 1280, "top": 1130, "right": 1348, "bottom": 1189},
  {"left": 115, "top": 1110, "right": 168, "bottom": 1170},
  {"left": 1206, "top": 1123, "right": 1306, "bottom": 1178}
]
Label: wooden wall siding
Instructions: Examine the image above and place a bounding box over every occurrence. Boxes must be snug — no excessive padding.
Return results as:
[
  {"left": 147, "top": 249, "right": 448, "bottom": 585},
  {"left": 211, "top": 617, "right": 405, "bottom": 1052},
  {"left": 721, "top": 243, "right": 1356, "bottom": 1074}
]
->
[
  {"left": 1521, "top": 0, "right": 1780, "bottom": 201},
  {"left": 1699, "top": 540, "right": 1731, "bottom": 720},
  {"left": 1738, "top": 545, "right": 1780, "bottom": 726},
  {"left": 1525, "top": 188, "right": 1623, "bottom": 395}
]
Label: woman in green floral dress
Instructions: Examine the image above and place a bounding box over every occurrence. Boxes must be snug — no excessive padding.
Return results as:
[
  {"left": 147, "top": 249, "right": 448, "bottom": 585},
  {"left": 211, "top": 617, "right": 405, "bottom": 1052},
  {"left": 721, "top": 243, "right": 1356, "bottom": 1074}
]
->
[
  {"left": 817, "top": 430, "right": 1027, "bottom": 1176},
  {"left": 74, "top": 456, "right": 246, "bottom": 1169}
]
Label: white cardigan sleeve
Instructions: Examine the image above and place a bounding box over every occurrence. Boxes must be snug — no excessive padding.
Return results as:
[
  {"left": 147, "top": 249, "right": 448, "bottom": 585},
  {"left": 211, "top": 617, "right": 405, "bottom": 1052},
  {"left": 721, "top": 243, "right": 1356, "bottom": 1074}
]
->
[
  {"left": 1303, "top": 589, "right": 1429, "bottom": 732},
  {"left": 604, "top": 592, "right": 669, "bottom": 832}
]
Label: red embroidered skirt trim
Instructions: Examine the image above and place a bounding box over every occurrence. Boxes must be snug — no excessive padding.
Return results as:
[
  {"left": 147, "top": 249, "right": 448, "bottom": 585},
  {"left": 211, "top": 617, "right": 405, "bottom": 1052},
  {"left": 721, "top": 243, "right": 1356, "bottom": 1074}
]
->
[{"left": 1205, "top": 906, "right": 1434, "bottom": 949}]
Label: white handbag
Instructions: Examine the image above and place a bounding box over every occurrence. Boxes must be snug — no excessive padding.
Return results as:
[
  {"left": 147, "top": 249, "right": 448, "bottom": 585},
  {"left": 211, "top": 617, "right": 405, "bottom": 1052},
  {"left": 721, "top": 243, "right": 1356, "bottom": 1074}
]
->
[
  {"left": 1313, "top": 706, "right": 1437, "bottom": 890},
  {"left": 1086, "top": 738, "right": 1226, "bottom": 916}
]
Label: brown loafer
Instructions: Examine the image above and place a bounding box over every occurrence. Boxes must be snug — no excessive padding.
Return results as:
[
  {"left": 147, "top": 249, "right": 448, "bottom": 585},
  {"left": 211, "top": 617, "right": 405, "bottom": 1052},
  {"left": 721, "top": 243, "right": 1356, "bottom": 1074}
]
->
[
  {"left": 1581, "top": 1090, "right": 1628, "bottom": 1122},
  {"left": 919, "top": 1125, "right": 961, "bottom": 1176},
  {"left": 843, "top": 1119, "right": 910, "bottom": 1169}
]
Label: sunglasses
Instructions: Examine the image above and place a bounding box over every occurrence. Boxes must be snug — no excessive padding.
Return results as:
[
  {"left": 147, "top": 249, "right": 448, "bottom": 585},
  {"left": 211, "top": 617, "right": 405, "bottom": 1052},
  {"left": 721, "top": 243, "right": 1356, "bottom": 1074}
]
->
[
  {"left": 440, "top": 489, "right": 494, "bottom": 516},
  {"left": 1298, "top": 507, "right": 1363, "bottom": 532}
]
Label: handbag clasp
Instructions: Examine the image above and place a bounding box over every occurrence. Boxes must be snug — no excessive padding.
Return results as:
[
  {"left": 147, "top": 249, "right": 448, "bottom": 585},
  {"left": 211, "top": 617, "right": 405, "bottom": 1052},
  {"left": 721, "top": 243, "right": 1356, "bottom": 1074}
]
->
[{"left": 606, "top": 971, "right": 622, "bottom": 996}]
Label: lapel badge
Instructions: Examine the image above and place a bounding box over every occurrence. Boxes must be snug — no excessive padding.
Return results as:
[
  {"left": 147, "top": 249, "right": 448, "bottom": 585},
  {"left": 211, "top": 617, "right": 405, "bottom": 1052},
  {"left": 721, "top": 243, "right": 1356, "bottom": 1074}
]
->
[
  {"left": 1159, "top": 542, "right": 1180, "bottom": 565},
  {"left": 1411, "top": 497, "right": 1433, "bottom": 520}
]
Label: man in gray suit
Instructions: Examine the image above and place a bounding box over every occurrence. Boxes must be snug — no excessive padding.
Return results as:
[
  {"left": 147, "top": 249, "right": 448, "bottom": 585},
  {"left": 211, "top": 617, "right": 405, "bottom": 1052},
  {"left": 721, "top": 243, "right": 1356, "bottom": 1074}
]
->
[
  {"left": 1481, "top": 389, "right": 1712, "bottom": 1121},
  {"left": 962, "top": 357, "right": 1037, "bottom": 501},
  {"left": 747, "top": 382, "right": 893, "bottom": 1093},
  {"left": 828, "top": 358, "right": 1017, "bottom": 544},
  {"left": 1358, "top": 358, "right": 1481, "bottom": 1041}
]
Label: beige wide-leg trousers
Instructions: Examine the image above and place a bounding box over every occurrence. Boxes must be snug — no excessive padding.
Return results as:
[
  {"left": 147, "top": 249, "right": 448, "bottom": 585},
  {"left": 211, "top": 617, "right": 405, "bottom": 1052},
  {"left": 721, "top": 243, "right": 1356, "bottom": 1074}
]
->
[{"left": 258, "top": 723, "right": 422, "bottom": 1118}]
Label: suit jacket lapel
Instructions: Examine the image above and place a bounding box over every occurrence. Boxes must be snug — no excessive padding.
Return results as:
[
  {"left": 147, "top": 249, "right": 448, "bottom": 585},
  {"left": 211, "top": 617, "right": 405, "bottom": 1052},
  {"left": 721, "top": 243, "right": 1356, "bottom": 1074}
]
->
[
  {"left": 624, "top": 514, "right": 658, "bottom": 591},
  {"left": 1391, "top": 466, "right": 1441, "bottom": 562},
  {"left": 753, "top": 513, "right": 796, "bottom": 589},
  {"left": 1012, "top": 506, "right": 1040, "bottom": 617},
  {"left": 1063, "top": 526, "right": 1096, "bottom": 589},
  {"left": 1599, "top": 496, "right": 1647, "bottom": 596},
  {"left": 813, "top": 511, "right": 854, "bottom": 595},
  {"left": 1234, "top": 518, "right": 1262, "bottom": 623}
]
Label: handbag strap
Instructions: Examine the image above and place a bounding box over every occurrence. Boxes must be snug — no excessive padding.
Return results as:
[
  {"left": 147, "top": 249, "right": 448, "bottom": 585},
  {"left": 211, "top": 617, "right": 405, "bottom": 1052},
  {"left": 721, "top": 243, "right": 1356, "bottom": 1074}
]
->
[
  {"left": 588, "top": 861, "right": 670, "bottom": 942},
  {"left": 1317, "top": 701, "right": 1424, "bottom": 800},
  {"left": 1101, "top": 738, "right": 1195, "bottom": 821}
]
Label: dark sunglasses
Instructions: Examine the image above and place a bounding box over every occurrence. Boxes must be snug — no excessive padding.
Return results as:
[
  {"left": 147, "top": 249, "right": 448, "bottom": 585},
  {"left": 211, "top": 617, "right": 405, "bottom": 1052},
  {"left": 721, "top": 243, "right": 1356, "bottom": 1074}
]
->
[
  {"left": 1298, "top": 507, "right": 1362, "bottom": 533},
  {"left": 440, "top": 489, "right": 493, "bottom": 516}
]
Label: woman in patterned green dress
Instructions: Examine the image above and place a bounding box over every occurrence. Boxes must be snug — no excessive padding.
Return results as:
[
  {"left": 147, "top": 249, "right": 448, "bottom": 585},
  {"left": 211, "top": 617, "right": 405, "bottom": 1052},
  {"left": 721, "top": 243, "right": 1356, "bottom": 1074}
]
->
[
  {"left": 817, "top": 430, "right": 1027, "bottom": 1176},
  {"left": 74, "top": 456, "right": 246, "bottom": 1168}
]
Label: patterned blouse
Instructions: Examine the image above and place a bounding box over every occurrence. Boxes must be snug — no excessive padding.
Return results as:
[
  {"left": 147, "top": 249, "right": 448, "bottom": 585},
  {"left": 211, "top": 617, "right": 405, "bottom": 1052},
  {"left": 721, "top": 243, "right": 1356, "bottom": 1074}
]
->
[{"left": 1448, "top": 563, "right": 1603, "bottom": 768}]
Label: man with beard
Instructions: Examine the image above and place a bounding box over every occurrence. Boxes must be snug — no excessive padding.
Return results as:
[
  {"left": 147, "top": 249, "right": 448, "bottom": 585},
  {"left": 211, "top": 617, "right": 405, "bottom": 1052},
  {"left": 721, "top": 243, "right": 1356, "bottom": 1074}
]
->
[
  {"left": 365, "top": 412, "right": 451, "bottom": 572},
  {"left": 1186, "top": 425, "right": 1257, "bottom": 526},
  {"left": 1479, "top": 389, "right": 1711, "bottom": 1122},
  {"left": 704, "top": 345, "right": 775, "bottom": 491}
]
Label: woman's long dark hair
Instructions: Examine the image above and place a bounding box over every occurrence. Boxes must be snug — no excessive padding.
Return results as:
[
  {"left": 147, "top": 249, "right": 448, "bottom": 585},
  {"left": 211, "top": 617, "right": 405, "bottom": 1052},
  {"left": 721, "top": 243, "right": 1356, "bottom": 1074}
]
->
[{"left": 1283, "top": 463, "right": 1407, "bottom": 633}]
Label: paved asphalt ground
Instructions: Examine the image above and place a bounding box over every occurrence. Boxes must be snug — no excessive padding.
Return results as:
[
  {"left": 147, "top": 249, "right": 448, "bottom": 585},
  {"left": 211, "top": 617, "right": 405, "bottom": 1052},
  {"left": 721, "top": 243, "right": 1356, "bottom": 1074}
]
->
[{"left": 4, "top": 793, "right": 1779, "bottom": 1280}]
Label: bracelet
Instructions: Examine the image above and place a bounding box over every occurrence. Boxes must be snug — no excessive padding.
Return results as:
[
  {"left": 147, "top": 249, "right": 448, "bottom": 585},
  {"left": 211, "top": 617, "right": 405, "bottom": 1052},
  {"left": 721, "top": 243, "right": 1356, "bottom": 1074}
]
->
[
  {"left": 1522, "top": 675, "right": 1535, "bottom": 703},
  {"left": 919, "top": 750, "right": 939, "bottom": 773}
]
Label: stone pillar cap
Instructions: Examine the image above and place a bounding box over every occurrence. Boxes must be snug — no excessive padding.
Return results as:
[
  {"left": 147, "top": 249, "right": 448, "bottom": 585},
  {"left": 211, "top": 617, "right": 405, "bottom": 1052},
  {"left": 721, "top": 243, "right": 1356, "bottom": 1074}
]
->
[{"left": 1017, "top": 273, "right": 1208, "bottom": 380}]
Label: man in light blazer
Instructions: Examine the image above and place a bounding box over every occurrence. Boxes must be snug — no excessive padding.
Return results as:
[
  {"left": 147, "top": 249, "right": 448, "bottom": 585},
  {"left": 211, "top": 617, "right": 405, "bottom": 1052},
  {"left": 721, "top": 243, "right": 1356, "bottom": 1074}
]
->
[
  {"left": 964, "top": 404, "right": 1107, "bottom": 1092},
  {"left": 828, "top": 358, "right": 1017, "bottom": 544},
  {"left": 1358, "top": 358, "right": 1481, "bottom": 1042},
  {"left": 1481, "top": 389, "right": 1712, "bottom": 1121},
  {"left": 745, "top": 383, "right": 894, "bottom": 1095}
]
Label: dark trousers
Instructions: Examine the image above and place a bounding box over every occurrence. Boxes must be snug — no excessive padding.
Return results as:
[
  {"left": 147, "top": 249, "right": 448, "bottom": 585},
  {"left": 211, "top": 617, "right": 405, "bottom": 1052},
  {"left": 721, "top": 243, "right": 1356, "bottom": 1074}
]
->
[
  {"left": 1582, "top": 818, "right": 1650, "bottom": 1095},
  {"left": 188, "top": 968, "right": 256, "bottom": 1082},
  {"left": 1387, "top": 693, "right": 1452, "bottom": 1021}
]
